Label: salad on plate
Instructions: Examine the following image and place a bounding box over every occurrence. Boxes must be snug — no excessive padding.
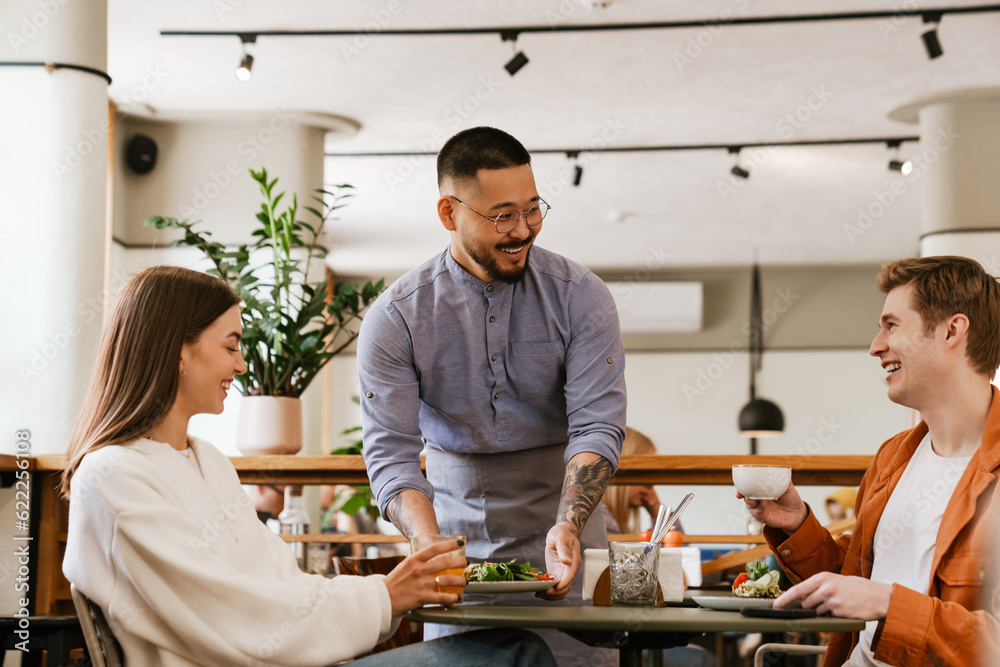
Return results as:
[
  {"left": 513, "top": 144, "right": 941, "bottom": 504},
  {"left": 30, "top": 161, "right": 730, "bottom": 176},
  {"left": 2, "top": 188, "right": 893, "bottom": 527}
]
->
[
  {"left": 464, "top": 559, "right": 555, "bottom": 583},
  {"left": 732, "top": 561, "right": 782, "bottom": 599}
]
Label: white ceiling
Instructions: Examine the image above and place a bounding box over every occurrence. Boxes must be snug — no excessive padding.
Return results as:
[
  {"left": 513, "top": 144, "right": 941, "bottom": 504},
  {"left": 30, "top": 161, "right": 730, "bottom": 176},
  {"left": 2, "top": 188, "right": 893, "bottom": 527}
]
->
[{"left": 108, "top": 1, "right": 1000, "bottom": 275}]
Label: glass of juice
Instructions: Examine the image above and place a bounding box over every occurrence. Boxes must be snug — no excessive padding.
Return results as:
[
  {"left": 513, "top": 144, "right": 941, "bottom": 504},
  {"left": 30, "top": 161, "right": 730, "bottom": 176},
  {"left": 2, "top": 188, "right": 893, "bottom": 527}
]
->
[{"left": 409, "top": 534, "right": 467, "bottom": 602}]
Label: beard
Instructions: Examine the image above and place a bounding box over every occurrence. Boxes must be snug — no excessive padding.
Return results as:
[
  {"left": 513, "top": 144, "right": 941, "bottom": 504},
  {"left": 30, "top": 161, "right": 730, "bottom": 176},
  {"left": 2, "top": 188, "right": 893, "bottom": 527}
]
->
[{"left": 462, "top": 233, "right": 534, "bottom": 284}]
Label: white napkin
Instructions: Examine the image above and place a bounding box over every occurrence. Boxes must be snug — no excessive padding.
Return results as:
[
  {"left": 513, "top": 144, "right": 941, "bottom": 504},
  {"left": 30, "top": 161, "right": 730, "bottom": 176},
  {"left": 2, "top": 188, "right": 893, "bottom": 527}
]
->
[{"left": 582, "top": 547, "right": 701, "bottom": 601}]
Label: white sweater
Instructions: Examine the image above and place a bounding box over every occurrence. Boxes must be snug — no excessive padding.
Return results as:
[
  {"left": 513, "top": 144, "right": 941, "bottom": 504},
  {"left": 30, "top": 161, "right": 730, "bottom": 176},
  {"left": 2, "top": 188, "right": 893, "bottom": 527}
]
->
[{"left": 63, "top": 437, "right": 397, "bottom": 667}]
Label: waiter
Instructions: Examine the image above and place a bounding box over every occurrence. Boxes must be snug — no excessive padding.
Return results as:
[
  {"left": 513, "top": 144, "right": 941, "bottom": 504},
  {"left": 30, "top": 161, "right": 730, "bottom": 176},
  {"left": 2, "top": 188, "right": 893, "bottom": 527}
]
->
[{"left": 359, "top": 126, "right": 626, "bottom": 665}]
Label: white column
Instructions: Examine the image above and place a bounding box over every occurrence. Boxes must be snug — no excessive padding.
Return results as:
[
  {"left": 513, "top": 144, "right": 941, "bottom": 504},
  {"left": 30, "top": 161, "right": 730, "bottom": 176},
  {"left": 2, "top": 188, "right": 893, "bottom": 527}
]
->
[
  {"left": 0, "top": 0, "right": 109, "bottom": 455},
  {"left": 889, "top": 87, "right": 1000, "bottom": 265}
]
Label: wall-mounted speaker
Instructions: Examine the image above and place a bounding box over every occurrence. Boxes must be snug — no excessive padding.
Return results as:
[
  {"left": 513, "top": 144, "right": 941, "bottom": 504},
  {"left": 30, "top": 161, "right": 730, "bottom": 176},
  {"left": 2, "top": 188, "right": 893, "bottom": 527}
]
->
[{"left": 125, "top": 134, "right": 158, "bottom": 174}]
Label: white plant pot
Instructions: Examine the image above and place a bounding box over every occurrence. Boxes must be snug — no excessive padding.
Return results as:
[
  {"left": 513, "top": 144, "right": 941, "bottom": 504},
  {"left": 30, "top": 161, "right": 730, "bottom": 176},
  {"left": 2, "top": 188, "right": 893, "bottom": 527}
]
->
[{"left": 235, "top": 396, "right": 303, "bottom": 456}]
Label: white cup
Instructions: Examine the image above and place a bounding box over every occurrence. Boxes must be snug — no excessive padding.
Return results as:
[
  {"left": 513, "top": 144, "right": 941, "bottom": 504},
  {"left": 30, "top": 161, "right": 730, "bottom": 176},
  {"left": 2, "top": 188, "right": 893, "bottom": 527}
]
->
[{"left": 732, "top": 464, "right": 792, "bottom": 500}]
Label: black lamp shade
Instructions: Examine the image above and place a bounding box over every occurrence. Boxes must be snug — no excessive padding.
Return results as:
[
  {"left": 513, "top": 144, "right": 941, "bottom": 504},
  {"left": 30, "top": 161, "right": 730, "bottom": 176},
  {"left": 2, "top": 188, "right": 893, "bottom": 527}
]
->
[{"left": 739, "top": 398, "right": 785, "bottom": 437}]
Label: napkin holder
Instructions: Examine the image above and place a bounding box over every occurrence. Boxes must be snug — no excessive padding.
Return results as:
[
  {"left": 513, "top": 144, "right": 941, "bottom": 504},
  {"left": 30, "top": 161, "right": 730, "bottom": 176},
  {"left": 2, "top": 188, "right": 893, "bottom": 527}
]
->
[
  {"left": 592, "top": 566, "right": 666, "bottom": 607},
  {"left": 583, "top": 548, "right": 685, "bottom": 602}
]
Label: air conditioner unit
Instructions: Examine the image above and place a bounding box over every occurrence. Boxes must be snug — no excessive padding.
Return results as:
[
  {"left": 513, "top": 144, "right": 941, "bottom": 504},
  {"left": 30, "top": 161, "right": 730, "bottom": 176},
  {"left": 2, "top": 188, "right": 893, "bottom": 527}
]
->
[{"left": 606, "top": 281, "right": 703, "bottom": 333}]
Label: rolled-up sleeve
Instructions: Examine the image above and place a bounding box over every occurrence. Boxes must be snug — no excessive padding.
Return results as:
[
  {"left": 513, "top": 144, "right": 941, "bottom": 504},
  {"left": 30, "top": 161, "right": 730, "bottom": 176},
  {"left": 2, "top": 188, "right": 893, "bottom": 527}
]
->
[
  {"left": 562, "top": 273, "right": 627, "bottom": 470},
  {"left": 358, "top": 300, "right": 435, "bottom": 516}
]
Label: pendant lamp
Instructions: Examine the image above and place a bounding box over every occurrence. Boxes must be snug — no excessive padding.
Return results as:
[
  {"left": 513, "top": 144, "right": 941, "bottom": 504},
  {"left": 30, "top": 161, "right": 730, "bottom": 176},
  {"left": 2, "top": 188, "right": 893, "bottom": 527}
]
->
[{"left": 739, "top": 261, "right": 785, "bottom": 452}]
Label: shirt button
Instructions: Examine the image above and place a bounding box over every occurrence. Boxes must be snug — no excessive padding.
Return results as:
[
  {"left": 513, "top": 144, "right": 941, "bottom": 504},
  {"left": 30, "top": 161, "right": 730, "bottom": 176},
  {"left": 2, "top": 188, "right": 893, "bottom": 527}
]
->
[
  {"left": 489, "top": 316, "right": 496, "bottom": 323},
  {"left": 607, "top": 357, "right": 613, "bottom": 364},
  {"left": 492, "top": 355, "right": 497, "bottom": 361},
  {"left": 494, "top": 392, "right": 500, "bottom": 399},
  {"left": 366, "top": 392, "right": 373, "bottom": 398},
  {"left": 487, "top": 285, "right": 493, "bottom": 292},
  {"left": 781, "top": 550, "right": 791, "bottom": 557}
]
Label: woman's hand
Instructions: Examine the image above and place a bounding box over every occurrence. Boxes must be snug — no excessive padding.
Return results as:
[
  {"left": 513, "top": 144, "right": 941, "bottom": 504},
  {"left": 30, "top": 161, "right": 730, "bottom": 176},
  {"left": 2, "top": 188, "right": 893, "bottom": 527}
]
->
[
  {"left": 736, "top": 483, "right": 809, "bottom": 535},
  {"left": 383, "top": 539, "right": 467, "bottom": 616},
  {"left": 638, "top": 486, "right": 660, "bottom": 517}
]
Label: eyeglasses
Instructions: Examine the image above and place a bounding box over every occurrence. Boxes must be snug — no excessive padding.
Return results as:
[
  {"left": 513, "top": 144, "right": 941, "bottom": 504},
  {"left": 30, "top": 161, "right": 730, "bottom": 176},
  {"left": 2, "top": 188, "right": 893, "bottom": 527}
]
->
[{"left": 449, "top": 195, "right": 550, "bottom": 234}]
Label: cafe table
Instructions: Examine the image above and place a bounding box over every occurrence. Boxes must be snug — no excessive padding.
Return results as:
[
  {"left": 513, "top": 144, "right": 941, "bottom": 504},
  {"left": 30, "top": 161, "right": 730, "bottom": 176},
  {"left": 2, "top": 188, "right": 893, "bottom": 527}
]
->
[{"left": 409, "top": 599, "right": 865, "bottom": 667}]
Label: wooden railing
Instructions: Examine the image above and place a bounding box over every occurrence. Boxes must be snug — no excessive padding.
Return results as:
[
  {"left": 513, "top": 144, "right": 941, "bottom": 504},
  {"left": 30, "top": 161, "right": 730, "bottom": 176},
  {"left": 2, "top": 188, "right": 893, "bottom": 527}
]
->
[
  {"left": 30, "top": 454, "right": 870, "bottom": 613},
  {"left": 212, "top": 454, "right": 873, "bottom": 486}
]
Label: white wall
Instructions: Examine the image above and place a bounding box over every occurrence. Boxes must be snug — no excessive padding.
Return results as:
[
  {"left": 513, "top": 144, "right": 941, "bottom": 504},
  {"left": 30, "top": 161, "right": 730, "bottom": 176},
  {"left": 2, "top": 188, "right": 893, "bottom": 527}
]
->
[{"left": 625, "top": 348, "right": 909, "bottom": 537}]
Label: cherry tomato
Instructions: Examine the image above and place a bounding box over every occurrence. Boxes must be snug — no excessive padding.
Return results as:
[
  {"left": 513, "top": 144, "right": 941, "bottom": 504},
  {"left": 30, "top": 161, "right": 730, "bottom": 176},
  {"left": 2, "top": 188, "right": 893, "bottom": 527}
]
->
[
  {"left": 663, "top": 530, "right": 684, "bottom": 547},
  {"left": 732, "top": 572, "right": 749, "bottom": 590}
]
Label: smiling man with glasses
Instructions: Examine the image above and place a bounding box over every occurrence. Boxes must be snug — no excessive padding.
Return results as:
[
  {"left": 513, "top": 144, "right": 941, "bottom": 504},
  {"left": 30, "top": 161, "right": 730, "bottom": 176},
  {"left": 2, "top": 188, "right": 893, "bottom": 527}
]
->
[{"left": 358, "top": 127, "right": 626, "bottom": 666}]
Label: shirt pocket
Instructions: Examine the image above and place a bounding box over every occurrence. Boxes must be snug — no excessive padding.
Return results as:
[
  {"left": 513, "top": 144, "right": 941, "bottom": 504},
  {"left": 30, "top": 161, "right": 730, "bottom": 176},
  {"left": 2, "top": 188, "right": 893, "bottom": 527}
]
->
[
  {"left": 937, "top": 550, "right": 988, "bottom": 594},
  {"left": 511, "top": 340, "right": 565, "bottom": 397}
]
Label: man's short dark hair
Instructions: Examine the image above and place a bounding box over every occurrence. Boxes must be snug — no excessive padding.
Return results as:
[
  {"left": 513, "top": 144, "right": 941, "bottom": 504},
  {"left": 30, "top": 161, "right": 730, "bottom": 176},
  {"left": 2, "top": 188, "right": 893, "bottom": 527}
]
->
[{"left": 437, "top": 127, "right": 531, "bottom": 189}]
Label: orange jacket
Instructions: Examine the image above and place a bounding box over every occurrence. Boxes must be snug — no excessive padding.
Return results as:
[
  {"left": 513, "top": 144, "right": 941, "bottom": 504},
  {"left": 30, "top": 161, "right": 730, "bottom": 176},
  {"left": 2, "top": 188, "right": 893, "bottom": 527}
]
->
[{"left": 765, "top": 386, "right": 1000, "bottom": 666}]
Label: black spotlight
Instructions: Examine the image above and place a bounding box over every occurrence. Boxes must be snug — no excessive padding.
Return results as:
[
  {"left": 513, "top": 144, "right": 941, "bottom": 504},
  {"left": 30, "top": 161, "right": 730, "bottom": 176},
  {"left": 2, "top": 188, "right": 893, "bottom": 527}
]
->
[
  {"left": 922, "top": 28, "right": 943, "bottom": 59},
  {"left": 505, "top": 51, "right": 529, "bottom": 76},
  {"left": 573, "top": 165, "right": 583, "bottom": 187},
  {"left": 889, "top": 159, "right": 913, "bottom": 175},
  {"left": 731, "top": 165, "right": 750, "bottom": 179}
]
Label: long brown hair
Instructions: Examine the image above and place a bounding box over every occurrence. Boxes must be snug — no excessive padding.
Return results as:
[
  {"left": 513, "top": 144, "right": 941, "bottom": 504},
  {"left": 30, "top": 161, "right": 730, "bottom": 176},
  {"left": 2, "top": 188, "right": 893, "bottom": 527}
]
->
[
  {"left": 603, "top": 427, "right": 657, "bottom": 534},
  {"left": 60, "top": 266, "right": 240, "bottom": 498}
]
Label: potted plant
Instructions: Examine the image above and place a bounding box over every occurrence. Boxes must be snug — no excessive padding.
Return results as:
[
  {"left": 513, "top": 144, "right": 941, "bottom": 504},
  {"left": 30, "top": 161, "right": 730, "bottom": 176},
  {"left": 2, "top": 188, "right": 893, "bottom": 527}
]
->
[{"left": 145, "top": 168, "right": 384, "bottom": 455}]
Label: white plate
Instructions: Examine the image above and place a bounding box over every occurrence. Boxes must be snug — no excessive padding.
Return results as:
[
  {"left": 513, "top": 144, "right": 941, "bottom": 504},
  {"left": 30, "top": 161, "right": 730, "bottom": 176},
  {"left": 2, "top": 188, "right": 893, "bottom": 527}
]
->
[
  {"left": 692, "top": 595, "right": 778, "bottom": 611},
  {"left": 465, "top": 579, "right": 559, "bottom": 594}
]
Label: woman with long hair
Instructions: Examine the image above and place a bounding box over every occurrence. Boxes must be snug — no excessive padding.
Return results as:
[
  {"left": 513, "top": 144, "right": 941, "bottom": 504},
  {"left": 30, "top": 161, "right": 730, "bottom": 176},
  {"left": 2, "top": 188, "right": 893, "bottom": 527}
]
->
[
  {"left": 600, "top": 427, "right": 661, "bottom": 535},
  {"left": 62, "top": 265, "right": 552, "bottom": 667}
]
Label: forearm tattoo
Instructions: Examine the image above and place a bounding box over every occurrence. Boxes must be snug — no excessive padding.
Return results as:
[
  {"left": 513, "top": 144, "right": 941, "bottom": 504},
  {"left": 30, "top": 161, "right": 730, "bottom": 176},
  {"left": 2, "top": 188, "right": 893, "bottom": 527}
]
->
[{"left": 556, "top": 457, "right": 613, "bottom": 536}]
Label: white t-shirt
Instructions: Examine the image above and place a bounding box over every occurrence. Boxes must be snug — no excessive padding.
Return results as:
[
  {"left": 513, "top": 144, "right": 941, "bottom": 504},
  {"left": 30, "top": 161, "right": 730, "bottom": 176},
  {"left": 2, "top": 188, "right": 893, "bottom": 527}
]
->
[{"left": 845, "top": 434, "right": 972, "bottom": 666}]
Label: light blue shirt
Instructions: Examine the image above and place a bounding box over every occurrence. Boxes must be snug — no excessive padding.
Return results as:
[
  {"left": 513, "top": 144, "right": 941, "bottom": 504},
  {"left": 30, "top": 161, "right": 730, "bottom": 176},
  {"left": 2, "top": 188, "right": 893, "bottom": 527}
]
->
[{"left": 359, "top": 246, "right": 627, "bottom": 516}]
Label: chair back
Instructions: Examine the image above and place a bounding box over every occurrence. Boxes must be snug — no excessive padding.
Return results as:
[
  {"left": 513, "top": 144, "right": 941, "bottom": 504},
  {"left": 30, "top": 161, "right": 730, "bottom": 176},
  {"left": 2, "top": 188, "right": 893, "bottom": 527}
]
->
[
  {"left": 332, "top": 556, "right": 423, "bottom": 653},
  {"left": 70, "top": 584, "right": 125, "bottom": 667}
]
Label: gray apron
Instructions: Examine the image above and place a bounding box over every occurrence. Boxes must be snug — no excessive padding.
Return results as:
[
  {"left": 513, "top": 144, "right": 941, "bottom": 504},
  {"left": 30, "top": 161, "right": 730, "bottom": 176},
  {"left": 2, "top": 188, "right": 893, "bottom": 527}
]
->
[{"left": 425, "top": 443, "right": 619, "bottom": 667}]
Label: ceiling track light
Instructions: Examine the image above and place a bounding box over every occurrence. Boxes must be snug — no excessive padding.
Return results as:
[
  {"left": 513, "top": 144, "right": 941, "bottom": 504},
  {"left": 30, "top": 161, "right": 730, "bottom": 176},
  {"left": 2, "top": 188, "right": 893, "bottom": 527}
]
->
[
  {"left": 886, "top": 140, "right": 914, "bottom": 175},
  {"left": 500, "top": 30, "right": 529, "bottom": 76},
  {"left": 729, "top": 147, "right": 750, "bottom": 179},
  {"left": 163, "top": 6, "right": 1000, "bottom": 41},
  {"left": 921, "top": 12, "right": 944, "bottom": 59},
  {"left": 566, "top": 151, "right": 583, "bottom": 186},
  {"left": 325, "top": 136, "right": 922, "bottom": 160},
  {"left": 236, "top": 33, "right": 256, "bottom": 82}
]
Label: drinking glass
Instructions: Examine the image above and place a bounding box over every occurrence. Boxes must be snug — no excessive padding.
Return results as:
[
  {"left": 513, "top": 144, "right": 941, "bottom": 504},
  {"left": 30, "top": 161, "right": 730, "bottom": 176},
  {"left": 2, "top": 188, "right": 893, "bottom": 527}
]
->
[
  {"left": 409, "top": 534, "right": 466, "bottom": 602},
  {"left": 609, "top": 541, "right": 660, "bottom": 606}
]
